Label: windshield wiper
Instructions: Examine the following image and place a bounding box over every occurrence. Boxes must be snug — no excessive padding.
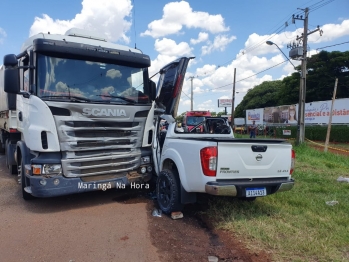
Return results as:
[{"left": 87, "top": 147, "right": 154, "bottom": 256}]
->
[
  {"left": 95, "top": 95, "right": 136, "bottom": 104},
  {"left": 41, "top": 95, "right": 91, "bottom": 102}
]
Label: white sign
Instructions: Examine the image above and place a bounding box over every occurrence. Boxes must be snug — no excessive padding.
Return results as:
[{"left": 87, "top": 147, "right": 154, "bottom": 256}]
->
[
  {"left": 304, "top": 98, "right": 349, "bottom": 124},
  {"left": 218, "top": 99, "right": 232, "bottom": 107},
  {"left": 234, "top": 118, "right": 245, "bottom": 125},
  {"left": 283, "top": 130, "right": 291, "bottom": 135},
  {"left": 246, "top": 108, "right": 264, "bottom": 125}
]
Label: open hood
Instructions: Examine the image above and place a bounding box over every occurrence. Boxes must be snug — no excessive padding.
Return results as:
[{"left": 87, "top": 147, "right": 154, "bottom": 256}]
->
[{"left": 155, "top": 57, "right": 194, "bottom": 117}]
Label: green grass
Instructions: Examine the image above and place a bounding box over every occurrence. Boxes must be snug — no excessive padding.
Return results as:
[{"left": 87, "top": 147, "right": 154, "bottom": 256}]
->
[{"left": 206, "top": 144, "right": 349, "bottom": 261}]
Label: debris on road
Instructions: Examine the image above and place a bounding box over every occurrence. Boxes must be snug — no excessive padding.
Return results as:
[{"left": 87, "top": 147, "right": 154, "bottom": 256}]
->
[
  {"left": 171, "top": 211, "right": 183, "bottom": 220},
  {"left": 152, "top": 209, "right": 162, "bottom": 217},
  {"left": 208, "top": 255, "right": 219, "bottom": 262},
  {"left": 325, "top": 200, "right": 339, "bottom": 206},
  {"left": 337, "top": 176, "right": 349, "bottom": 183}
]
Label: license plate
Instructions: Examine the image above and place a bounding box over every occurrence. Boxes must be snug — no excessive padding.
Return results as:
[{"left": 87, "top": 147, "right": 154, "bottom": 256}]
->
[{"left": 246, "top": 187, "right": 267, "bottom": 197}]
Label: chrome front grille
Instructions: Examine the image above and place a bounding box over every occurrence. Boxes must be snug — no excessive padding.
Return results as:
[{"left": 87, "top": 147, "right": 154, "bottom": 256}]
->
[{"left": 48, "top": 103, "right": 151, "bottom": 178}]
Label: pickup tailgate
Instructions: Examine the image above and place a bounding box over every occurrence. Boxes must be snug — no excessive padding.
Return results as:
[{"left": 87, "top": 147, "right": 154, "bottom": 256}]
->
[{"left": 216, "top": 140, "right": 292, "bottom": 179}]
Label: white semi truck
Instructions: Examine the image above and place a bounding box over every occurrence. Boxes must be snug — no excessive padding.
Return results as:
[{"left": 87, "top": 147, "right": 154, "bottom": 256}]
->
[{"left": 1, "top": 28, "right": 162, "bottom": 200}]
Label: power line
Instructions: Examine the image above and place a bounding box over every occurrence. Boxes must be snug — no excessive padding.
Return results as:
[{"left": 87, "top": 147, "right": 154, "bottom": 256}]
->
[
  {"left": 309, "top": 0, "right": 335, "bottom": 13},
  {"left": 195, "top": 60, "right": 289, "bottom": 97},
  {"left": 196, "top": 4, "right": 310, "bottom": 77},
  {"left": 316, "top": 41, "right": 349, "bottom": 51},
  {"left": 192, "top": 0, "right": 335, "bottom": 80},
  {"left": 181, "top": 91, "right": 191, "bottom": 100}
]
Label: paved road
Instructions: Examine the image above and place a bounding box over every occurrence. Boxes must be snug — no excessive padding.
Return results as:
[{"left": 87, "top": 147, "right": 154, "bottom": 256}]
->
[{"left": 0, "top": 155, "right": 160, "bottom": 262}]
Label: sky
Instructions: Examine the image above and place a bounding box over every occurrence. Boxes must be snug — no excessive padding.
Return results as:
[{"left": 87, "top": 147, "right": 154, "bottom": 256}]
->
[{"left": 0, "top": 0, "right": 348, "bottom": 115}]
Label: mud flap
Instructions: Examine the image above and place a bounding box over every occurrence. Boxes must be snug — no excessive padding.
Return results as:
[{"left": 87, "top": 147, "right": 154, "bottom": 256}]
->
[{"left": 180, "top": 184, "right": 196, "bottom": 204}]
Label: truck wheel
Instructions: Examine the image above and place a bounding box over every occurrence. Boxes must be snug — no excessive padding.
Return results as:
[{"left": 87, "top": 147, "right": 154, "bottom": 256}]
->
[
  {"left": 156, "top": 169, "right": 184, "bottom": 214},
  {"left": 4, "top": 142, "right": 17, "bottom": 175},
  {"left": 0, "top": 141, "right": 5, "bottom": 154},
  {"left": 5, "top": 151, "right": 18, "bottom": 175},
  {"left": 9, "top": 164, "right": 17, "bottom": 175},
  {"left": 18, "top": 158, "right": 35, "bottom": 200}
]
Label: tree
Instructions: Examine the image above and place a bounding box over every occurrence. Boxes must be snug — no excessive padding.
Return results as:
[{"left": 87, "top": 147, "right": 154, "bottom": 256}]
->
[
  {"left": 175, "top": 112, "right": 186, "bottom": 123},
  {"left": 306, "top": 50, "right": 349, "bottom": 102},
  {"left": 235, "top": 80, "right": 283, "bottom": 117},
  {"left": 234, "top": 50, "right": 349, "bottom": 116}
]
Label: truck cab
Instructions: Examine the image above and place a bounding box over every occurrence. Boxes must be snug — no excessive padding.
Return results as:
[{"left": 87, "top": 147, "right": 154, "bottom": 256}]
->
[
  {"left": 2, "top": 28, "right": 158, "bottom": 199},
  {"left": 182, "top": 110, "right": 211, "bottom": 132}
]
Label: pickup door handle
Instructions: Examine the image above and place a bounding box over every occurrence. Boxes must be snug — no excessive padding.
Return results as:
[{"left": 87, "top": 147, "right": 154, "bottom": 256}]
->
[
  {"left": 251, "top": 145, "right": 267, "bottom": 152},
  {"left": 18, "top": 111, "right": 23, "bottom": 121}
]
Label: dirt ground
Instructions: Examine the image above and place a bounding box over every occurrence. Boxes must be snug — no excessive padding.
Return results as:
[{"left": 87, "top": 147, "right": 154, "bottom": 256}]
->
[
  {"left": 0, "top": 153, "right": 270, "bottom": 262},
  {"left": 110, "top": 189, "right": 272, "bottom": 262},
  {"left": 307, "top": 143, "right": 349, "bottom": 157}
]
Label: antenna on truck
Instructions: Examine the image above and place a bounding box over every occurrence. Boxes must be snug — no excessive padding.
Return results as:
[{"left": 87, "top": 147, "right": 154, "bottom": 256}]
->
[{"left": 132, "top": 0, "right": 137, "bottom": 50}]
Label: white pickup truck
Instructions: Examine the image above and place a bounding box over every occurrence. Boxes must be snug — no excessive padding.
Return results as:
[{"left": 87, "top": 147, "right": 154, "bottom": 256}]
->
[{"left": 152, "top": 57, "right": 295, "bottom": 213}]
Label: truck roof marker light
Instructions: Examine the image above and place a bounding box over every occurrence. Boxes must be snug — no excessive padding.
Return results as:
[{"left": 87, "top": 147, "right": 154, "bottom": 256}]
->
[
  {"left": 290, "top": 149, "right": 295, "bottom": 175},
  {"left": 200, "top": 146, "right": 217, "bottom": 177}
]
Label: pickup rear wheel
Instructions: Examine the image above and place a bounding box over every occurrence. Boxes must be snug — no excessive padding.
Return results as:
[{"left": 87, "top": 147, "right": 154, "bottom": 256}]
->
[{"left": 156, "top": 169, "right": 184, "bottom": 214}]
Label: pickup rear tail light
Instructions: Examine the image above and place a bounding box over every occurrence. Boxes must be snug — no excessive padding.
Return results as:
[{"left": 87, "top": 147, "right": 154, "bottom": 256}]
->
[
  {"left": 290, "top": 149, "right": 295, "bottom": 175},
  {"left": 200, "top": 146, "right": 217, "bottom": 176}
]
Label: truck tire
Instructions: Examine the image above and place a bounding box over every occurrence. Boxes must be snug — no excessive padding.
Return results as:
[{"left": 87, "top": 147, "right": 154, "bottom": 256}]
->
[
  {"left": 156, "top": 169, "right": 184, "bottom": 214},
  {"left": 18, "top": 158, "right": 35, "bottom": 200},
  {"left": 5, "top": 141, "right": 17, "bottom": 175},
  {"left": 0, "top": 141, "right": 5, "bottom": 154}
]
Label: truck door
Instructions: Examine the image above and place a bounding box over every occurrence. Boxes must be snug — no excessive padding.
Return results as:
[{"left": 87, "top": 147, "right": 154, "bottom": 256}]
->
[
  {"left": 155, "top": 57, "right": 193, "bottom": 117},
  {"left": 153, "top": 57, "right": 193, "bottom": 174}
]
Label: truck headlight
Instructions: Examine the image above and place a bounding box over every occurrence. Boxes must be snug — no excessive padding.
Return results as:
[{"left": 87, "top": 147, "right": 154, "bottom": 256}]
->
[
  {"left": 42, "top": 164, "right": 62, "bottom": 175},
  {"left": 141, "top": 156, "right": 151, "bottom": 164}
]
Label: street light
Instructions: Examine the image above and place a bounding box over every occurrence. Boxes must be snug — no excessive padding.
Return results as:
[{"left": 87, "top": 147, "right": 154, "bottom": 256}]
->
[
  {"left": 266, "top": 40, "right": 305, "bottom": 145},
  {"left": 266, "top": 41, "right": 297, "bottom": 70}
]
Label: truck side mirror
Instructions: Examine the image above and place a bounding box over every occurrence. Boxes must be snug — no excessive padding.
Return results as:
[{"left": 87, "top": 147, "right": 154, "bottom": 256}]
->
[
  {"left": 3, "top": 54, "right": 20, "bottom": 94},
  {"left": 149, "top": 80, "right": 156, "bottom": 101}
]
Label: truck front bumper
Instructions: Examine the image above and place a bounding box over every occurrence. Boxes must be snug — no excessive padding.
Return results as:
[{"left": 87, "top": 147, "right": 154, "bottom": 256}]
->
[
  {"left": 205, "top": 179, "right": 295, "bottom": 197},
  {"left": 26, "top": 173, "right": 151, "bottom": 198}
]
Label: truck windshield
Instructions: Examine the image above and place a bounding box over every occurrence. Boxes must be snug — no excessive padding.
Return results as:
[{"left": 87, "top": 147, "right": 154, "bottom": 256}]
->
[
  {"left": 37, "top": 54, "right": 150, "bottom": 104},
  {"left": 186, "top": 116, "right": 206, "bottom": 126}
]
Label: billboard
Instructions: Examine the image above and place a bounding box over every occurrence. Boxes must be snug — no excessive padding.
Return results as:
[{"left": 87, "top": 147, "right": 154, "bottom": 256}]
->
[
  {"left": 234, "top": 118, "right": 245, "bottom": 125},
  {"left": 264, "top": 104, "right": 298, "bottom": 125},
  {"left": 304, "top": 98, "right": 349, "bottom": 124},
  {"left": 218, "top": 99, "right": 232, "bottom": 107},
  {"left": 246, "top": 108, "right": 264, "bottom": 125},
  {"left": 244, "top": 98, "right": 349, "bottom": 126}
]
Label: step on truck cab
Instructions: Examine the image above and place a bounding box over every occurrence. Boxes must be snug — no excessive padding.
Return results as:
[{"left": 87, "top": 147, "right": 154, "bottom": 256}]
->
[{"left": 1, "top": 28, "right": 159, "bottom": 199}]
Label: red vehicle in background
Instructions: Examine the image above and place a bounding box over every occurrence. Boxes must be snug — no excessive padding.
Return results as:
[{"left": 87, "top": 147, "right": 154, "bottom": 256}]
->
[{"left": 182, "top": 111, "right": 211, "bottom": 132}]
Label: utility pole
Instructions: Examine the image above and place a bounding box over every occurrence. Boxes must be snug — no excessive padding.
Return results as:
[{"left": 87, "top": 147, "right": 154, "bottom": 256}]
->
[
  {"left": 230, "top": 68, "right": 236, "bottom": 129},
  {"left": 293, "top": 7, "right": 320, "bottom": 145},
  {"left": 324, "top": 78, "right": 338, "bottom": 152},
  {"left": 188, "top": 76, "right": 195, "bottom": 111}
]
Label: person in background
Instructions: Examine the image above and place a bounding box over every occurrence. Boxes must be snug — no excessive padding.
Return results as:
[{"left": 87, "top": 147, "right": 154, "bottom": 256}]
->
[
  {"left": 176, "top": 122, "right": 184, "bottom": 132},
  {"left": 250, "top": 120, "right": 257, "bottom": 138}
]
